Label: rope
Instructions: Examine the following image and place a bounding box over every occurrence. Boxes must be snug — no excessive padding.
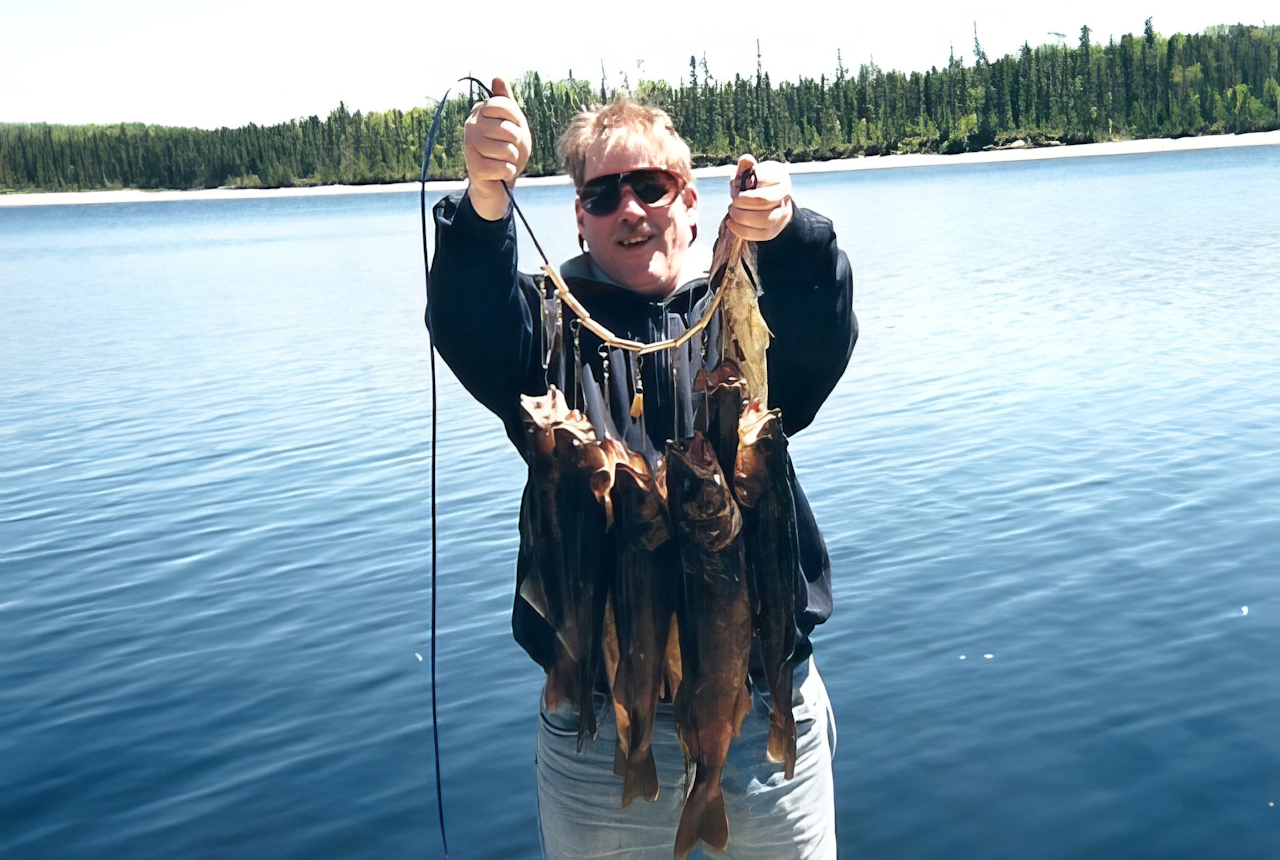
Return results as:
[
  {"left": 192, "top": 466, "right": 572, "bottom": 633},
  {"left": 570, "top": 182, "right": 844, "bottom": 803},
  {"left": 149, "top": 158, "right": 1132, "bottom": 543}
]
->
[
  {"left": 419, "top": 90, "right": 453, "bottom": 860},
  {"left": 496, "top": 180, "right": 747, "bottom": 356},
  {"left": 476, "top": 72, "right": 756, "bottom": 357}
]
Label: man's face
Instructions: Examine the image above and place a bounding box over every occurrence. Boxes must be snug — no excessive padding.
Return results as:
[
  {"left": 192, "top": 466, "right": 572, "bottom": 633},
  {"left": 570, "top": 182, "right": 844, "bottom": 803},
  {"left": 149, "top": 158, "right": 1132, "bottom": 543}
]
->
[{"left": 574, "top": 131, "right": 698, "bottom": 298}]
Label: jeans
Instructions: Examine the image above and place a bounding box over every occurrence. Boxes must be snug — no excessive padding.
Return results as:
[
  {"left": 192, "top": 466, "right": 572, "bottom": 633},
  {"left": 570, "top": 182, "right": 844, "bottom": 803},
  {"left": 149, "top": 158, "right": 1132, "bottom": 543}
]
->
[{"left": 537, "top": 658, "right": 838, "bottom": 859}]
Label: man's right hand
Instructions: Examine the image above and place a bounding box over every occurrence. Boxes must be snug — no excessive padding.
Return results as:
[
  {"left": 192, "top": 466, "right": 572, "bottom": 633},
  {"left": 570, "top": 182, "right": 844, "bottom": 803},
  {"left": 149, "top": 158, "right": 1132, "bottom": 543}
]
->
[{"left": 463, "top": 77, "right": 532, "bottom": 221}]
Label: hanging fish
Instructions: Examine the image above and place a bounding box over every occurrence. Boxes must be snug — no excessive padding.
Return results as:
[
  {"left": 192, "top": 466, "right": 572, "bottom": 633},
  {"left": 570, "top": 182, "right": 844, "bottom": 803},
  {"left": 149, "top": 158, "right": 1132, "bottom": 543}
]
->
[
  {"left": 600, "top": 438, "right": 681, "bottom": 807},
  {"left": 667, "top": 432, "right": 753, "bottom": 859},
  {"left": 519, "top": 386, "right": 614, "bottom": 748},
  {"left": 707, "top": 209, "right": 771, "bottom": 406},
  {"left": 733, "top": 399, "right": 801, "bottom": 779},
  {"left": 693, "top": 360, "right": 747, "bottom": 481}
]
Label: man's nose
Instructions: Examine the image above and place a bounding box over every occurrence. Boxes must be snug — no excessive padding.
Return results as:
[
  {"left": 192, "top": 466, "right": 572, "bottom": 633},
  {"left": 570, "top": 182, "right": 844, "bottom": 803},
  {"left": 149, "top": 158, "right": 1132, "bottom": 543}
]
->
[{"left": 617, "top": 186, "right": 647, "bottom": 218}]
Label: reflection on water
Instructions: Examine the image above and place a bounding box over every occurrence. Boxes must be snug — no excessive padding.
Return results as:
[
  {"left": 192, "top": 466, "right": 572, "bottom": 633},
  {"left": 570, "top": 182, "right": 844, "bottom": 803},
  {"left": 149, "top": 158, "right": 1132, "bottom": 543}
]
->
[{"left": 2, "top": 145, "right": 1279, "bottom": 859}]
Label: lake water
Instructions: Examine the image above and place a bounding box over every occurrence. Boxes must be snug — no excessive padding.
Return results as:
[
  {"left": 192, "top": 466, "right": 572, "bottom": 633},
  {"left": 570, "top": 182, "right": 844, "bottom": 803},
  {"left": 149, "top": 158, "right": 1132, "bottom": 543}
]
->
[{"left": 3, "top": 145, "right": 1279, "bottom": 860}]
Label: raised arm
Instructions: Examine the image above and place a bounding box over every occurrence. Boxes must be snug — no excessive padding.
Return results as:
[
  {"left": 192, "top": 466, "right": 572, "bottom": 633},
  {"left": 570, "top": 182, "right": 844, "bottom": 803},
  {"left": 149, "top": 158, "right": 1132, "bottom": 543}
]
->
[
  {"left": 726, "top": 154, "right": 854, "bottom": 435},
  {"left": 755, "top": 205, "right": 856, "bottom": 435},
  {"left": 427, "top": 78, "right": 544, "bottom": 448},
  {"left": 462, "top": 77, "right": 532, "bottom": 221}
]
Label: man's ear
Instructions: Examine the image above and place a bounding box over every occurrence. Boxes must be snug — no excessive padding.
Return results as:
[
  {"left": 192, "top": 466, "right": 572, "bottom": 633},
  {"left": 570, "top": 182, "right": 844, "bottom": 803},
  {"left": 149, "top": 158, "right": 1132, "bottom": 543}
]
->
[
  {"left": 574, "top": 198, "right": 586, "bottom": 247},
  {"left": 683, "top": 185, "right": 698, "bottom": 240},
  {"left": 683, "top": 184, "right": 698, "bottom": 213}
]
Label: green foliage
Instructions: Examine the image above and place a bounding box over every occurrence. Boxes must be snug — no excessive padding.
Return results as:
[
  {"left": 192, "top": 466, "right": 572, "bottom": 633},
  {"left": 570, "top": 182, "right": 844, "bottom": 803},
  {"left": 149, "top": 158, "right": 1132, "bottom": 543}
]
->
[{"left": 4, "top": 21, "right": 1279, "bottom": 193}]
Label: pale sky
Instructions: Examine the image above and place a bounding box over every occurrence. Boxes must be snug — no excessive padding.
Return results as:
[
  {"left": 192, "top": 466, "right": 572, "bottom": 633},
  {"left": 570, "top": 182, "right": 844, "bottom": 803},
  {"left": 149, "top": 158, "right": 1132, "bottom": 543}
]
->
[{"left": 2, "top": 0, "right": 1273, "bottom": 129}]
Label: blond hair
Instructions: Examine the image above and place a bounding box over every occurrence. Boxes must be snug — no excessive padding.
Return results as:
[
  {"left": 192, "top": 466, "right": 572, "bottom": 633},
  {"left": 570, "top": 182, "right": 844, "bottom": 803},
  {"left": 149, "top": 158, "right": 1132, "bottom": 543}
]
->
[{"left": 556, "top": 98, "right": 693, "bottom": 188}]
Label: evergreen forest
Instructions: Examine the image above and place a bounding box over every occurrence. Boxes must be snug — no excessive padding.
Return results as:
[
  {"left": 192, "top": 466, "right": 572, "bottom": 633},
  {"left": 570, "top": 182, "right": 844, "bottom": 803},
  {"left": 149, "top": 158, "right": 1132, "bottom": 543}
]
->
[{"left": 3, "top": 20, "right": 1279, "bottom": 193}]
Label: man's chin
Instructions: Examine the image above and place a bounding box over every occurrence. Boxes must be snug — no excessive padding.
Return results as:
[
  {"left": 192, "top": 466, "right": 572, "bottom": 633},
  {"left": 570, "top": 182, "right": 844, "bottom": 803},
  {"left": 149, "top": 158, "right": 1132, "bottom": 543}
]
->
[
  {"left": 603, "top": 260, "right": 673, "bottom": 298},
  {"left": 622, "top": 279, "right": 675, "bottom": 298}
]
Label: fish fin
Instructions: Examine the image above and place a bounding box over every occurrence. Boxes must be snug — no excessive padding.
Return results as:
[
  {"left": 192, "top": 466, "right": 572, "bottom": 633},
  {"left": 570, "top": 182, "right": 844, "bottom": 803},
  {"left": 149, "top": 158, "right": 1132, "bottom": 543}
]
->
[
  {"left": 543, "top": 665, "right": 565, "bottom": 711},
  {"left": 576, "top": 710, "right": 596, "bottom": 751},
  {"left": 613, "top": 697, "right": 631, "bottom": 760},
  {"left": 785, "top": 722, "right": 797, "bottom": 781},
  {"left": 576, "top": 650, "right": 600, "bottom": 749},
  {"left": 731, "top": 682, "right": 753, "bottom": 738},
  {"left": 769, "top": 666, "right": 797, "bottom": 779},
  {"left": 767, "top": 712, "right": 798, "bottom": 780},
  {"left": 663, "top": 613, "right": 683, "bottom": 699},
  {"left": 613, "top": 736, "right": 629, "bottom": 780},
  {"left": 602, "top": 598, "right": 620, "bottom": 691},
  {"left": 673, "top": 685, "right": 698, "bottom": 764},
  {"left": 518, "top": 572, "right": 551, "bottom": 622},
  {"left": 621, "top": 748, "right": 659, "bottom": 807},
  {"left": 547, "top": 638, "right": 581, "bottom": 713},
  {"left": 674, "top": 771, "right": 729, "bottom": 858}
]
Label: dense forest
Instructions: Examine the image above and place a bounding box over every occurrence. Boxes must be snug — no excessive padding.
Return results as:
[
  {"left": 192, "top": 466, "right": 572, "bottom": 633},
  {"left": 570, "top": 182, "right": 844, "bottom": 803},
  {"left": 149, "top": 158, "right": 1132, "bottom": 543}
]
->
[{"left": 3, "top": 20, "right": 1278, "bottom": 193}]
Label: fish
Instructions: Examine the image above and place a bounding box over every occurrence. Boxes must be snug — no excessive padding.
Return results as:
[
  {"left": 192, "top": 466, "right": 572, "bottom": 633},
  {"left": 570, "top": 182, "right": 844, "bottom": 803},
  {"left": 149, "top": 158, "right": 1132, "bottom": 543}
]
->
[
  {"left": 517, "top": 387, "right": 574, "bottom": 641},
  {"left": 601, "top": 438, "right": 681, "bottom": 807},
  {"left": 693, "top": 360, "right": 747, "bottom": 482},
  {"left": 708, "top": 216, "right": 772, "bottom": 405},
  {"left": 519, "top": 386, "right": 615, "bottom": 748},
  {"left": 666, "top": 432, "right": 754, "bottom": 859},
  {"left": 733, "top": 399, "right": 801, "bottom": 778}
]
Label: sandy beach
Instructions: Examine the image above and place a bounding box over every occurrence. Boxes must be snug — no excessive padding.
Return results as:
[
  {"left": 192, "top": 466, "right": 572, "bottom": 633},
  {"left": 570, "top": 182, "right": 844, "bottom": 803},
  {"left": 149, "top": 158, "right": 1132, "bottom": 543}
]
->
[{"left": 3, "top": 129, "right": 1278, "bottom": 207}]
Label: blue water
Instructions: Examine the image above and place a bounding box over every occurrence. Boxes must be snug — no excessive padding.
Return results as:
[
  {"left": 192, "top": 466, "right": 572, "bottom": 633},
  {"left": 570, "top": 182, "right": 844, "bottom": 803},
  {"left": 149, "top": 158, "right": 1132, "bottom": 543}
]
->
[{"left": 3, "top": 145, "right": 1279, "bottom": 859}]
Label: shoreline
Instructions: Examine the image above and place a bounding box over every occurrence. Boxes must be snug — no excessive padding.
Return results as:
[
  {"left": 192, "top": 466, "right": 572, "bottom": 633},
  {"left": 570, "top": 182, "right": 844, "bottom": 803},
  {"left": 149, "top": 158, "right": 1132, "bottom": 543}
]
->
[{"left": 4, "top": 129, "right": 1278, "bottom": 208}]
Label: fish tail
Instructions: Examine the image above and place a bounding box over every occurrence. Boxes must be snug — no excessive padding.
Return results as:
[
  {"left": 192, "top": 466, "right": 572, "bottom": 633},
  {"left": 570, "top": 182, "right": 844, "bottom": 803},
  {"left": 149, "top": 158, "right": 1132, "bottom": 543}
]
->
[
  {"left": 767, "top": 711, "right": 798, "bottom": 780},
  {"left": 621, "top": 748, "right": 659, "bottom": 807},
  {"left": 612, "top": 698, "right": 632, "bottom": 759},
  {"left": 613, "top": 736, "right": 629, "bottom": 779},
  {"left": 578, "top": 680, "right": 601, "bottom": 747},
  {"left": 767, "top": 665, "right": 797, "bottom": 778},
  {"left": 576, "top": 704, "right": 597, "bottom": 751},
  {"left": 674, "top": 768, "right": 729, "bottom": 858}
]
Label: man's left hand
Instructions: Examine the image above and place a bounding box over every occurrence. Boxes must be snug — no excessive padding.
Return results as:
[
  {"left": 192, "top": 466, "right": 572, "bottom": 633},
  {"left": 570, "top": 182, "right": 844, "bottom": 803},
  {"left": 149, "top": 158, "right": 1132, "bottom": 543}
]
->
[{"left": 727, "top": 154, "right": 793, "bottom": 242}]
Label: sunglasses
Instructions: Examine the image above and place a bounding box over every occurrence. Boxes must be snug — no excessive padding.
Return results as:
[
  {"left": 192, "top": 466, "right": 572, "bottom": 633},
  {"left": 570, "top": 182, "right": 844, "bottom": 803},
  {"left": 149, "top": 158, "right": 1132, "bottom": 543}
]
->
[{"left": 577, "top": 169, "right": 685, "bottom": 217}]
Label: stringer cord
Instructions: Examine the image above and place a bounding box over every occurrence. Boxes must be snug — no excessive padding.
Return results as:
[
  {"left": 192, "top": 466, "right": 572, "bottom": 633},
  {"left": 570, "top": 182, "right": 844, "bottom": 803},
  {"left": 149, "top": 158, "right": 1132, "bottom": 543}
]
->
[{"left": 419, "top": 91, "right": 452, "bottom": 860}]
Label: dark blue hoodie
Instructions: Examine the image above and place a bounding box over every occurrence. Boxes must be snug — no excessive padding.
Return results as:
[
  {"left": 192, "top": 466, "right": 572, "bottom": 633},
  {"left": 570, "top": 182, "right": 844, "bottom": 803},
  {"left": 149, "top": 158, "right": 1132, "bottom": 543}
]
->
[{"left": 428, "top": 190, "right": 856, "bottom": 673}]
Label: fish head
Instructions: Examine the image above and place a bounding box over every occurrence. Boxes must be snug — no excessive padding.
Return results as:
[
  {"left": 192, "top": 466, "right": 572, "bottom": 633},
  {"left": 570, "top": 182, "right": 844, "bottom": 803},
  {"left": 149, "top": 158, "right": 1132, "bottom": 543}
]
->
[
  {"left": 521, "top": 387, "right": 569, "bottom": 426},
  {"left": 732, "top": 399, "right": 782, "bottom": 507},
  {"left": 550, "top": 411, "right": 598, "bottom": 465},
  {"left": 610, "top": 442, "right": 652, "bottom": 491},
  {"left": 653, "top": 458, "right": 668, "bottom": 506},
  {"left": 709, "top": 216, "right": 737, "bottom": 277},
  {"left": 611, "top": 445, "right": 671, "bottom": 548},
  {"left": 707, "top": 360, "right": 744, "bottom": 390},
  {"left": 584, "top": 438, "right": 629, "bottom": 530},
  {"left": 522, "top": 388, "right": 572, "bottom": 462},
  {"left": 737, "top": 399, "right": 782, "bottom": 449},
  {"left": 667, "top": 433, "right": 741, "bottom": 551}
]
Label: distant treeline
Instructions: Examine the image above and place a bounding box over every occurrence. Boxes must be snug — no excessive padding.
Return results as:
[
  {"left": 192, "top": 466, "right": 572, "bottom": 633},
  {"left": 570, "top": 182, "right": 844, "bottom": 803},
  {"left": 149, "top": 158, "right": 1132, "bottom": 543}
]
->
[{"left": 3, "top": 20, "right": 1279, "bottom": 193}]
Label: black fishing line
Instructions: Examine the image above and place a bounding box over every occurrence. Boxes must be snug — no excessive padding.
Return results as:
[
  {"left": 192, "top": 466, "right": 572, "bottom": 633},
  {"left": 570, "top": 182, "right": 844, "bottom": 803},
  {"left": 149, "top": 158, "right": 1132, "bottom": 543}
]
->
[
  {"left": 418, "top": 78, "right": 550, "bottom": 860},
  {"left": 417, "top": 79, "right": 741, "bottom": 856},
  {"left": 418, "top": 88, "right": 452, "bottom": 860}
]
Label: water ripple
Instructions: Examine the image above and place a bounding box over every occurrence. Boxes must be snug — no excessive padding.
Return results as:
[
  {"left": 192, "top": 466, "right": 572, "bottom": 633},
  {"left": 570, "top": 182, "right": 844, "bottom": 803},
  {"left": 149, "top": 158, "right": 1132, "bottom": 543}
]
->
[{"left": 2, "top": 146, "right": 1279, "bottom": 859}]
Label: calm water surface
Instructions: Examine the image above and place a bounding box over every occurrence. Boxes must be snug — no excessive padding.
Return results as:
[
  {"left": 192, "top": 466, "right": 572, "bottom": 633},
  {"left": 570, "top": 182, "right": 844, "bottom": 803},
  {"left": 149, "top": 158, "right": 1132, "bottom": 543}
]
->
[{"left": 3, "top": 146, "right": 1279, "bottom": 859}]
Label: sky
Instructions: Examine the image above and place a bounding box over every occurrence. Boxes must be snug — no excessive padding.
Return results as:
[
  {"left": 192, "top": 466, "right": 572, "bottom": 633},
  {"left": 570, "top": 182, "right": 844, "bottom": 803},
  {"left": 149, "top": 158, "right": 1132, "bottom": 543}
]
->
[{"left": 2, "top": 0, "right": 1274, "bottom": 129}]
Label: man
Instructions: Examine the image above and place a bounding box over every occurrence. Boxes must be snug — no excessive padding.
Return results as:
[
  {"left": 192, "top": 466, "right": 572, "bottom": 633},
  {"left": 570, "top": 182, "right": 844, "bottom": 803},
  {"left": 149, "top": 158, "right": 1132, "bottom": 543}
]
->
[{"left": 429, "top": 77, "right": 856, "bottom": 859}]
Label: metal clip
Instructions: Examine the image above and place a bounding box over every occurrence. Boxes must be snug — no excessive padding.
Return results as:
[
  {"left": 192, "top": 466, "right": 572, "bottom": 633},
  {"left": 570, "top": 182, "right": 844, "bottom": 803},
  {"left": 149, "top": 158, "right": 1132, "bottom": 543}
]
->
[
  {"left": 571, "top": 319, "right": 584, "bottom": 411},
  {"left": 598, "top": 343, "right": 611, "bottom": 396},
  {"left": 539, "top": 278, "right": 557, "bottom": 371},
  {"left": 630, "top": 354, "right": 644, "bottom": 419}
]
